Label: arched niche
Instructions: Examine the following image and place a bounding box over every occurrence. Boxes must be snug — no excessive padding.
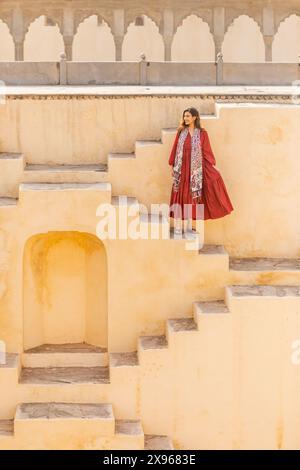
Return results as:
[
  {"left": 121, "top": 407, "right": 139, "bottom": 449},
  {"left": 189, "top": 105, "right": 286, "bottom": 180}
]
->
[
  {"left": 73, "top": 15, "right": 115, "bottom": 61},
  {"left": 222, "top": 14, "right": 265, "bottom": 62},
  {"left": 23, "top": 231, "right": 107, "bottom": 350},
  {"left": 122, "top": 14, "right": 164, "bottom": 61},
  {"left": 24, "top": 15, "right": 64, "bottom": 61},
  {"left": 273, "top": 14, "right": 300, "bottom": 62},
  {"left": 172, "top": 14, "right": 215, "bottom": 62}
]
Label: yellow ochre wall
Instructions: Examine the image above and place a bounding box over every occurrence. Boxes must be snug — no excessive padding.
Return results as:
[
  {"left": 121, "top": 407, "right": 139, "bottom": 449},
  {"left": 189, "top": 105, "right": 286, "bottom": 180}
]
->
[{"left": 0, "top": 96, "right": 299, "bottom": 450}]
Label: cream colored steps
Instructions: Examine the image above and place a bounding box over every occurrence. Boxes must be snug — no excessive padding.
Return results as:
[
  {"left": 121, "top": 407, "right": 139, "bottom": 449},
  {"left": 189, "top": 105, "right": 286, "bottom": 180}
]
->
[
  {"left": 18, "top": 181, "right": 112, "bottom": 207},
  {"left": 114, "top": 419, "right": 144, "bottom": 450},
  {"left": 19, "top": 366, "right": 110, "bottom": 404},
  {"left": 20, "top": 366, "right": 109, "bottom": 384},
  {"left": 13, "top": 402, "right": 120, "bottom": 450},
  {"left": 22, "top": 343, "right": 108, "bottom": 368},
  {"left": 0, "top": 420, "right": 14, "bottom": 436},
  {"left": 107, "top": 129, "right": 172, "bottom": 206},
  {"left": 139, "top": 335, "right": 168, "bottom": 351},
  {"left": 145, "top": 434, "right": 174, "bottom": 450},
  {"left": 229, "top": 257, "right": 300, "bottom": 285},
  {"left": 109, "top": 352, "right": 140, "bottom": 419},
  {"left": 0, "top": 197, "right": 18, "bottom": 206},
  {"left": 0, "top": 403, "right": 172, "bottom": 450},
  {"left": 193, "top": 300, "right": 229, "bottom": 322},
  {"left": 0, "top": 420, "right": 14, "bottom": 449},
  {"left": 0, "top": 152, "right": 24, "bottom": 198},
  {"left": 108, "top": 152, "right": 135, "bottom": 161},
  {"left": 109, "top": 352, "right": 138, "bottom": 367},
  {"left": 226, "top": 284, "right": 300, "bottom": 315},
  {"left": 23, "top": 163, "right": 108, "bottom": 184}
]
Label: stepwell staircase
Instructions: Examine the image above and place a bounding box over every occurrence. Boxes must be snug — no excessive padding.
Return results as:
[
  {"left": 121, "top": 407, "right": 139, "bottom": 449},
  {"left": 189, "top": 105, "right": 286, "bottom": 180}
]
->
[{"left": 0, "top": 128, "right": 300, "bottom": 449}]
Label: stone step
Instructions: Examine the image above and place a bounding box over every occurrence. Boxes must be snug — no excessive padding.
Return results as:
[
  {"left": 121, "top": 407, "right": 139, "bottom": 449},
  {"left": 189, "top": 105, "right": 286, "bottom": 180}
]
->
[
  {"left": 166, "top": 318, "right": 198, "bottom": 344},
  {"left": 139, "top": 335, "right": 168, "bottom": 351},
  {"left": 22, "top": 343, "right": 108, "bottom": 368},
  {"left": 167, "top": 318, "right": 198, "bottom": 332},
  {"left": 109, "top": 352, "right": 139, "bottom": 367},
  {"left": 169, "top": 227, "right": 202, "bottom": 242},
  {"left": 111, "top": 195, "right": 139, "bottom": 210},
  {"left": 113, "top": 420, "right": 144, "bottom": 450},
  {"left": 14, "top": 402, "right": 115, "bottom": 441},
  {"left": 226, "top": 284, "right": 300, "bottom": 315},
  {"left": 20, "top": 182, "right": 111, "bottom": 192},
  {"left": 0, "top": 152, "right": 23, "bottom": 160},
  {"left": 19, "top": 182, "right": 112, "bottom": 206},
  {"left": 0, "top": 152, "right": 24, "bottom": 198},
  {"left": 138, "top": 336, "right": 169, "bottom": 365},
  {"left": 18, "top": 367, "right": 110, "bottom": 409},
  {"left": 109, "top": 352, "right": 140, "bottom": 420},
  {"left": 108, "top": 152, "right": 135, "bottom": 162},
  {"left": 199, "top": 244, "right": 228, "bottom": 255},
  {"left": 193, "top": 300, "right": 230, "bottom": 323},
  {"left": 135, "top": 139, "right": 162, "bottom": 148},
  {"left": 144, "top": 434, "right": 174, "bottom": 450},
  {"left": 19, "top": 366, "right": 110, "bottom": 385},
  {"left": 230, "top": 257, "right": 300, "bottom": 271},
  {"left": 229, "top": 257, "right": 300, "bottom": 286},
  {"left": 23, "top": 163, "right": 108, "bottom": 183},
  {"left": 227, "top": 285, "right": 300, "bottom": 297},
  {"left": 0, "top": 420, "right": 14, "bottom": 437},
  {"left": 0, "top": 197, "right": 18, "bottom": 206}
]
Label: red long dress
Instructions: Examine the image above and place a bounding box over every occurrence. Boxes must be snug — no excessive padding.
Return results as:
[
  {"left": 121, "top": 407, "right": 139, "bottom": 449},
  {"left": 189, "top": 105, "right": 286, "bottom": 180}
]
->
[{"left": 168, "top": 128, "right": 234, "bottom": 220}]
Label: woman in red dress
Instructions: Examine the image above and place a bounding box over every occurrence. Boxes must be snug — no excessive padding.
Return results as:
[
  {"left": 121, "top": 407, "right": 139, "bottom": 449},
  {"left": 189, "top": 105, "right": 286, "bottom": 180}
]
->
[{"left": 168, "top": 107, "right": 234, "bottom": 235}]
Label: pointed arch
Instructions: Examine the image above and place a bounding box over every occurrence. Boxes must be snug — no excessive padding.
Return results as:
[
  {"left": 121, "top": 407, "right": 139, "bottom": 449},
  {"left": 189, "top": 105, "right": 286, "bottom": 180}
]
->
[
  {"left": 222, "top": 14, "right": 265, "bottom": 63},
  {"left": 273, "top": 14, "right": 300, "bottom": 62},
  {"left": 74, "top": 10, "right": 113, "bottom": 36},
  {"left": 24, "top": 15, "right": 64, "bottom": 61},
  {"left": 73, "top": 14, "right": 115, "bottom": 61},
  {"left": 172, "top": 14, "right": 215, "bottom": 62},
  {"left": 122, "top": 14, "right": 164, "bottom": 62}
]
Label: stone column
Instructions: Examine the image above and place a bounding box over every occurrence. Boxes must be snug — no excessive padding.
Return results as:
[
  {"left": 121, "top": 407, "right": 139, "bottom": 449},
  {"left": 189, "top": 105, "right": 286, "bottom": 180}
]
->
[
  {"left": 213, "top": 6, "right": 225, "bottom": 62},
  {"left": 63, "top": 36, "right": 74, "bottom": 61},
  {"left": 113, "top": 9, "right": 125, "bottom": 61},
  {"left": 12, "top": 6, "right": 25, "bottom": 61},
  {"left": 263, "top": 5, "right": 275, "bottom": 62},
  {"left": 63, "top": 7, "right": 74, "bottom": 60},
  {"left": 264, "top": 36, "right": 274, "bottom": 62},
  {"left": 14, "top": 40, "right": 24, "bottom": 61},
  {"left": 162, "top": 9, "right": 174, "bottom": 61}
]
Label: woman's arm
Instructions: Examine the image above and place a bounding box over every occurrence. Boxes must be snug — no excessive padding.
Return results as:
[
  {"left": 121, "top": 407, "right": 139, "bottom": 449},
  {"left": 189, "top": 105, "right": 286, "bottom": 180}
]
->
[
  {"left": 202, "top": 130, "right": 216, "bottom": 166},
  {"left": 168, "top": 130, "right": 180, "bottom": 166}
]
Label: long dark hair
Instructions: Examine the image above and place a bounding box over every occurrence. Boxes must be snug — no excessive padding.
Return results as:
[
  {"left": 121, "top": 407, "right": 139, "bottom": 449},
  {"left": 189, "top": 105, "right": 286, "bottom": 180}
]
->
[{"left": 177, "top": 107, "right": 204, "bottom": 133}]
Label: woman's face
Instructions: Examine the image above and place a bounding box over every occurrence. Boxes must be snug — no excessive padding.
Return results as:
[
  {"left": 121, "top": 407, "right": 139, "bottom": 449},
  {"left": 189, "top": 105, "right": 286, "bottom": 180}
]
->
[{"left": 183, "top": 111, "right": 196, "bottom": 126}]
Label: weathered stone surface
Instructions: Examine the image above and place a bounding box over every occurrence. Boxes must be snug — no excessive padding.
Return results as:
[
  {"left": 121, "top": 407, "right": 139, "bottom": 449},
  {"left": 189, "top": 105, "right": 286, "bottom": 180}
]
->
[
  {"left": 199, "top": 244, "right": 227, "bottom": 255},
  {"left": 25, "top": 343, "right": 107, "bottom": 354},
  {"left": 20, "top": 367, "right": 110, "bottom": 384},
  {"left": 139, "top": 335, "right": 168, "bottom": 349},
  {"left": 195, "top": 300, "right": 229, "bottom": 313},
  {"left": 144, "top": 435, "right": 173, "bottom": 450},
  {"left": 16, "top": 403, "right": 113, "bottom": 420},
  {"left": 115, "top": 419, "right": 143, "bottom": 435},
  {"left": 0, "top": 353, "right": 19, "bottom": 368},
  {"left": 230, "top": 285, "right": 300, "bottom": 297},
  {"left": 0, "top": 420, "right": 14, "bottom": 436},
  {"left": 168, "top": 318, "right": 197, "bottom": 332},
  {"left": 230, "top": 257, "right": 300, "bottom": 271},
  {"left": 110, "top": 352, "right": 138, "bottom": 367}
]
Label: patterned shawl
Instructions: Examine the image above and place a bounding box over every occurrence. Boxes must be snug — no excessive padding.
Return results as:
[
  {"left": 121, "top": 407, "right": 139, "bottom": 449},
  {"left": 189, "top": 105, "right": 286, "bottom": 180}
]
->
[{"left": 172, "top": 127, "right": 203, "bottom": 199}]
